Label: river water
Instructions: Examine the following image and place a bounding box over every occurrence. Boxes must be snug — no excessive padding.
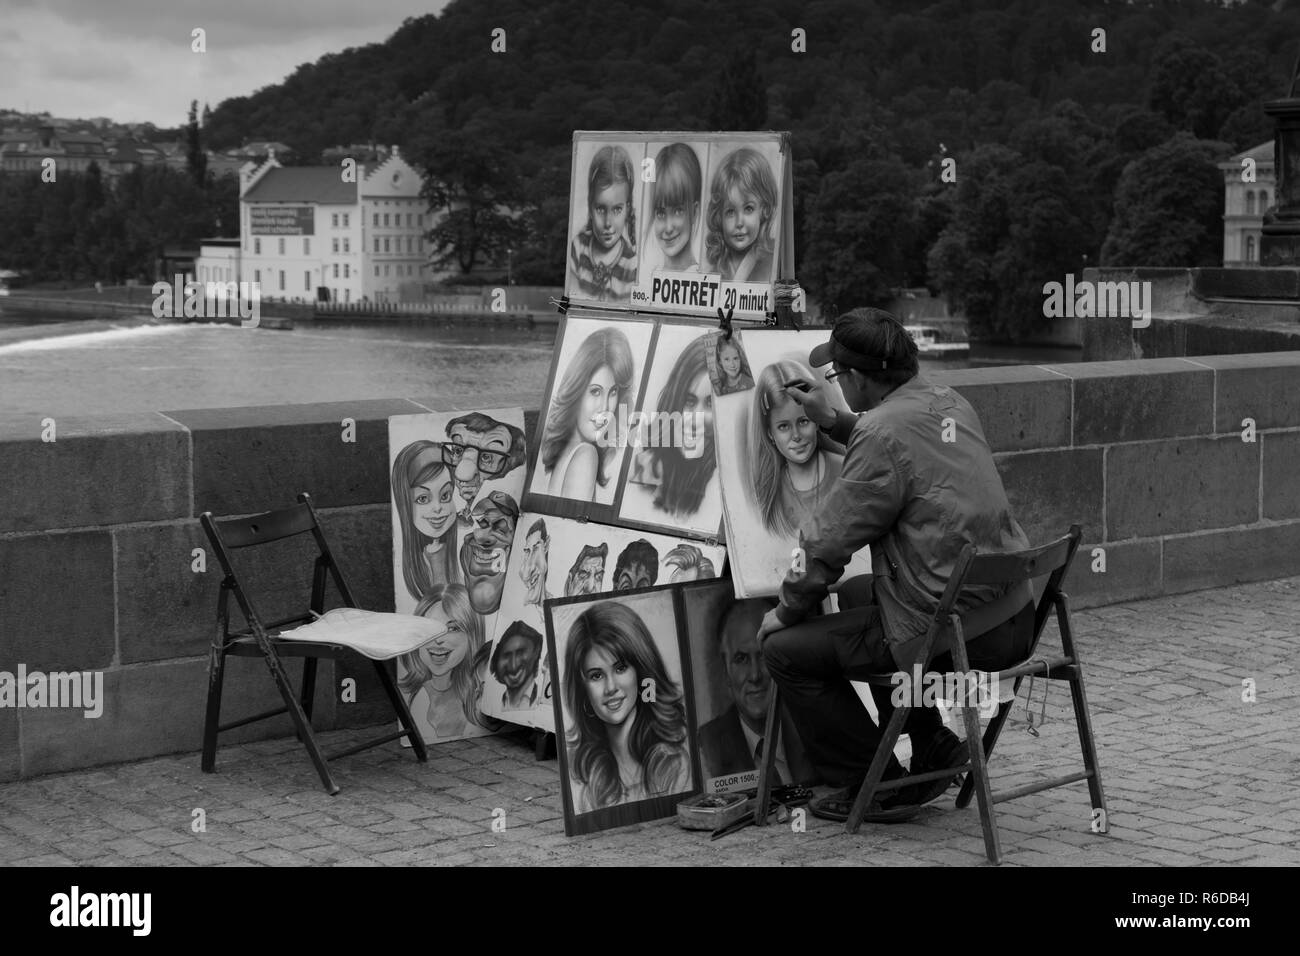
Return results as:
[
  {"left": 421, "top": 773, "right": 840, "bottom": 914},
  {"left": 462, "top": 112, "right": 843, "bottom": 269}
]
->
[{"left": 0, "top": 310, "right": 1082, "bottom": 419}]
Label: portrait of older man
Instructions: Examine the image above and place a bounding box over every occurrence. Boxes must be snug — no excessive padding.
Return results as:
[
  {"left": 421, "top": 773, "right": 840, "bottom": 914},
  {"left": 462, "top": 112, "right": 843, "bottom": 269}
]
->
[
  {"left": 564, "top": 542, "right": 608, "bottom": 597},
  {"left": 459, "top": 489, "right": 520, "bottom": 615},
  {"left": 445, "top": 412, "right": 527, "bottom": 525},
  {"left": 698, "top": 597, "right": 814, "bottom": 786}
]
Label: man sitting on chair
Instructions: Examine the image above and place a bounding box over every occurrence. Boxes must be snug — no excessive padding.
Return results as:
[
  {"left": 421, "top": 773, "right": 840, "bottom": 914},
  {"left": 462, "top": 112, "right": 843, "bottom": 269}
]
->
[{"left": 756, "top": 308, "right": 1036, "bottom": 824}]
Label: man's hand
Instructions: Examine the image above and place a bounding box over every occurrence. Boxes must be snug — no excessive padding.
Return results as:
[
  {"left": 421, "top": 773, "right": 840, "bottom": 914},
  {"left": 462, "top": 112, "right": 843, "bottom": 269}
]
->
[
  {"left": 783, "top": 379, "right": 836, "bottom": 430},
  {"left": 757, "top": 607, "right": 787, "bottom": 648}
]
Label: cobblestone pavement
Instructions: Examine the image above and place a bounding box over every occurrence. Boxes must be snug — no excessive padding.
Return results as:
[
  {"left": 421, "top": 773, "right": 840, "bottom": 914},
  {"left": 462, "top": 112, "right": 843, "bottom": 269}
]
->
[{"left": 2, "top": 577, "right": 1298, "bottom": 867}]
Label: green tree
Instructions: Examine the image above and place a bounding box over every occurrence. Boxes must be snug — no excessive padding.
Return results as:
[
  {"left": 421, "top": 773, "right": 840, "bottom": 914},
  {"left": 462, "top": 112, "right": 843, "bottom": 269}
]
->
[
  {"left": 707, "top": 49, "right": 768, "bottom": 130},
  {"left": 1100, "top": 133, "right": 1230, "bottom": 268},
  {"left": 801, "top": 157, "right": 917, "bottom": 314},
  {"left": 185, "top": 100, "right": 207, "bottom": 186},
  {"left": 409, "top": 113, "right": 526, "bottom": 274}
]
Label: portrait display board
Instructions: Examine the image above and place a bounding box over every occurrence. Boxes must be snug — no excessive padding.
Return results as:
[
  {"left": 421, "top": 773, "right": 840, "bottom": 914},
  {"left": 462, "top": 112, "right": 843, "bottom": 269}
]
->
[
  {"left": 482, "top": 513, "right": 728, "bottom": 732},
  {"left": 712, "top": 331, "right": 872, "bottom": 598},
  {"left": 524, "top": 313, "right": 724, "bottom": 541},
  {"left": 565, "top": 131, "right": 793, "bottom": 319},
  {"left": 546, "top": 584, "right": 702, "bottom": 835},
  {"left": 681, "top": 578, "right": 815, "bottom": 794},
  {"left": 388, "top": 408, "right": 528, "bottom": 744}
]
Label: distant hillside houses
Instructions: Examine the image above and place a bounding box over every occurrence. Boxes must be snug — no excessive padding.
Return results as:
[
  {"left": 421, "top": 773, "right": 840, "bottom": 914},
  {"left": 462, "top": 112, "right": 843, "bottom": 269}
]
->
[
  {"left": 0, "top": 124, "right": 262, "bottom": 179},
  {"left": 194, "top": 147, "right": 432, "bottom": 305}
]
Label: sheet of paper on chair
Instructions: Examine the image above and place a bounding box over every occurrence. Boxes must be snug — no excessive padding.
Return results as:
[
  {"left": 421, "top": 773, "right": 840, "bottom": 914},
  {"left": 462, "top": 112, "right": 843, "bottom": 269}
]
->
[{"left": 277, "top": 607, "right": 444, "bottom": 660}]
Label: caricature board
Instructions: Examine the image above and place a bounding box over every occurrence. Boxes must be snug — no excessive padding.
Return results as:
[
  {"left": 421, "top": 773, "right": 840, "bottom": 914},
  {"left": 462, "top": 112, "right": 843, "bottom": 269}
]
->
[
  {"left": 388, "top": 409, "right": 528, "bottom": 745},
  {"left": 482, "top": 513, "right": 728, "bottom": 732},
  {"left": 681, "top": 578, "right": 816, "bottom": 794},
  {"left": 565, "top": 131, "right": 793, "bottom": 319},
  {"left": 525, "top": 313, "right": 727, "bottom": 542},
  {"left": 712, "top": 331, "right": 872, "bottom": 598},
  {"left": 547, "top": 584, "right": 702, "bottom": 835}
]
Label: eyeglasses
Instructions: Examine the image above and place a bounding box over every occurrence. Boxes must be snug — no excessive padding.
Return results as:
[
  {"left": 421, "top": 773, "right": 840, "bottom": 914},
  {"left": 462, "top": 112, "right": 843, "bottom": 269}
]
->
[{"left": 442, "top": 442, "right": 509, "bottom": 477}]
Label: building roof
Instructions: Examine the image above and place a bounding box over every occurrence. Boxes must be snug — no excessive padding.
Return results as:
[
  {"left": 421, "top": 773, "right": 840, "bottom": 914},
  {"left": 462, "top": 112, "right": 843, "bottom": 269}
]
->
[
  {"left": 1221, "top": 140, "right": 1274, "bottom": 169},
  {"left": 242, "top": 166, "right": 358, "bottom": 204}
]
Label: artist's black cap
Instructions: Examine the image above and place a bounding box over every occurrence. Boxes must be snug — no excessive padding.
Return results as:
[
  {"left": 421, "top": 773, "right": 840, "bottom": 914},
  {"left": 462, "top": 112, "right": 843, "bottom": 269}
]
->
[{"left": 809, "top": 307, "right": 911, "bottom": 371}]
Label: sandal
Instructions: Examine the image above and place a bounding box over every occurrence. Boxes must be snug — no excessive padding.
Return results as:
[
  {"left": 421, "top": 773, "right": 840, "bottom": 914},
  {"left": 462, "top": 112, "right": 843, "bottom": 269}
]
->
[{"left": 809, "top": 788, "right": 921, "bottom": 824}]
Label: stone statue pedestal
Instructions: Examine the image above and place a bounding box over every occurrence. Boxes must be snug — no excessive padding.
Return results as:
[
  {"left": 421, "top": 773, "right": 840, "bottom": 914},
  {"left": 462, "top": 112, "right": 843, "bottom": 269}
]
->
[{"left": 1261, "top": 97, "right": 1300, "bottom": 266}]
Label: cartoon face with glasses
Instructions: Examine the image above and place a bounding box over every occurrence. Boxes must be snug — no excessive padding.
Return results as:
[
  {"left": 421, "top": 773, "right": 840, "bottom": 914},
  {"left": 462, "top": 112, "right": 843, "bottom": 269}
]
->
[{"left": 445, "top": 413, "right": 527, "bottom": 525}]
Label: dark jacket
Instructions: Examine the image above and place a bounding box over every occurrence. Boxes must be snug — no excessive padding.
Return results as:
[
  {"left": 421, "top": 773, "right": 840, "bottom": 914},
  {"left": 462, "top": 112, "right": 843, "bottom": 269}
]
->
[
  {"left": 697, "top": 703, "right": 816, "bottom": 784},
  {"left": 776, "top": 375, "right": 1032, "bottom": 669}
]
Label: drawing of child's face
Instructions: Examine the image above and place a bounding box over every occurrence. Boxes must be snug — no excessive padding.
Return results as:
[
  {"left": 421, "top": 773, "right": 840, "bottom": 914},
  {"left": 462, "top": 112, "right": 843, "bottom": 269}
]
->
[
  {"left": 766, "top": 396, "right": 817, "bottom": 466},
  {"left": 577, "top": 364, "right": 619, "bottom": 444},
  {"left": 418, "top": 601, "right": 468, "bottom": 678},
  {"left": 722, "top": 186, "right": 762, "bottom": 255},
  {"left": 679, "top": 371, "right": 713, "bottom": 461},
  {"left": 581, "top": 645, "right": 638, "bottom": 726},
  {"left": 719, "top": 342, "right": 742, "bottom": 380},
  {"left": 590, "top": 182, "right": 630, "bottom": 252},
  {"left": 655, "top": 199, "right": 696, "bottom": 259},
  {"left": 412, "top": 471, "right": 455, "bottom": 540}
]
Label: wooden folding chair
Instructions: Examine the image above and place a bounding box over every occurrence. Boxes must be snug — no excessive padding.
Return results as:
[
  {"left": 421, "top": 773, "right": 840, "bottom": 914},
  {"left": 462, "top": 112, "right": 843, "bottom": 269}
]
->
[
  {"left": 756, "top": 525, "right": 1108, "bottom": 864},
  {"left": 200, "top": 492, "right": 429, "bottom": 795}
]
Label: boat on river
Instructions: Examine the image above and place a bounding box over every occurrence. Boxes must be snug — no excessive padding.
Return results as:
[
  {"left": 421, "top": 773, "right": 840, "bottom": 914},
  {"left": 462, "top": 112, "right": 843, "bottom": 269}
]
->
[{"left": 904, "top": 324, "right": 970, "bottom": 358}]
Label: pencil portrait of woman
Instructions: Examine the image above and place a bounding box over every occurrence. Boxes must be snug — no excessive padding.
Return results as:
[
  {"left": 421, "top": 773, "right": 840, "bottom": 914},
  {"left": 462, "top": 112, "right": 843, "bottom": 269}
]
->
[
  {"left": 397, "top": 584, "right": 493, "bottom": 742},
  {"left": 624, "top": 331, "right": 719, "bottom": 527},
  {"left": 562, "top": 600, "right": 691, "bottom": 813},
  {"left": 746, "top": 360, "right": 846, "bottom": 537},
  {"left": 538, "top": 326, "right": 636, "bottom": 504},
  {"left": 392, "top": 440, "right": 461, "bottom": 604}
]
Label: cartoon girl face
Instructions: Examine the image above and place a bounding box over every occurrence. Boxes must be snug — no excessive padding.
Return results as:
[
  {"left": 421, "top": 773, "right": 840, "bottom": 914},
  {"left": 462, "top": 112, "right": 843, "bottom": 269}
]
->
[
  {"left": 679, "top": 371, "right": 713, "bottom": 461},
  {"left": 722, "top": 186, "right": 762, "bottom": 255},
  {"left": 412, "top": 470, "right": 456, "bottom": 540},
  {"left": 581, "top": 644, "right": 638, "bottom": 726},
  {"left": 590, "top": 182, "right": 631, "bottom": 253},
  {"left": 418, "top": 600, "right": 468, "bottom": 677},
  {"left": 577, "top": 364, "right": 620, "bottom": 444},
  {"left": 719, "top": 342, "right": 742, "bottom": 380},
  {"left": 655, "top": 199, "right": 695, "bottom": 259},
  {"left": 766, "top": 395, "right": 817, "bottom": 466}
]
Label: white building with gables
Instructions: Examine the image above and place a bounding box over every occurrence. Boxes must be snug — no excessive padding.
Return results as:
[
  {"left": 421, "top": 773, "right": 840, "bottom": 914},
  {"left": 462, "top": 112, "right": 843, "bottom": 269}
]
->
[
  {"left": 1219, "top": 141, "right": 1275, "bottom": 268},
  {"left": 194, "top": 147, "right": 429, "bottom": 304}
]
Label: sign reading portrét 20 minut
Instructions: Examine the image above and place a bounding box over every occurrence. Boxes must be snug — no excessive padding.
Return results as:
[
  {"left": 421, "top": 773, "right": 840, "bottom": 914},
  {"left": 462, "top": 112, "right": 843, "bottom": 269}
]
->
[
  {"left": 564, "top": 132, "right": 794, "bottom": 319},
  {"left": 249, "top": 205, "right": 315, "bottom": 235}
]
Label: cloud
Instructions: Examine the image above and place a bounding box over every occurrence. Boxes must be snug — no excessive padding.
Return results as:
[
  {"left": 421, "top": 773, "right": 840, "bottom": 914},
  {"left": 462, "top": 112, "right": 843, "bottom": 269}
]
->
[{"left": 0, "top": 0, "right": 450, "bottom": 125}]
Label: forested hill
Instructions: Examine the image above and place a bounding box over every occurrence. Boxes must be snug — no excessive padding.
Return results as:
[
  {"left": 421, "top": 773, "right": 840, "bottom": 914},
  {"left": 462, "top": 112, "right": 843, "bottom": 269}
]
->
[
  {"left": 206, "top": 0, "right": 1295, "bottom": 165},
  {"left": 62, "top": 0, "right": 1300, "bottom": 335}
]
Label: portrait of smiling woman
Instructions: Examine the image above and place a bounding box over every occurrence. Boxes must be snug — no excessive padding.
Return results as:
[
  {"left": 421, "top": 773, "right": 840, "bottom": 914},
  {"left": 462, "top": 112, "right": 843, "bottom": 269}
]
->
[
  {"left": 747, "top": 359, "right": 846, "bottom": 537},
  {"left": 537, "top": 325, "right": 636, "bottom": 505},
  {"left": 392, "top": 440, "right": 461, "bottom": 604},
  {"left": 561, "top": 599, "right": 691, "bottom": 814},
  {"left": 397, "top": 583, "right": 494, "bottom": 742}
]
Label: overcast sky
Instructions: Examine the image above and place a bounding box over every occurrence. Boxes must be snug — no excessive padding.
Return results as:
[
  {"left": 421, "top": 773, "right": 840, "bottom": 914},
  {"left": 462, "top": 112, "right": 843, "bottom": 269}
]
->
[{"left": 2, "top": 0, "right": 451, "bottom": 127}]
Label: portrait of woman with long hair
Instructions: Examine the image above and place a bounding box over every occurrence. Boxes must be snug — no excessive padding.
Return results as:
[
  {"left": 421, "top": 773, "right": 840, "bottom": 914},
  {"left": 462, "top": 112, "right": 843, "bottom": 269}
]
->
[
  {"left": 397, "top": 583, "right": 493, "bottom": 741},
  {"left": 746, "top": 360, "right": 846, "bottom": 537},
  {"left": 538, "top": 326, "right": 636, "bottom": 503},
  {"left": 392, "top": 440, "right": 460, "bottom": 604},
  {"left": 625, "top": 331, "right": 717, "bottom": 524},
  {"left": 562, "top": 600, "right": 691, "bottom": 812}
]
